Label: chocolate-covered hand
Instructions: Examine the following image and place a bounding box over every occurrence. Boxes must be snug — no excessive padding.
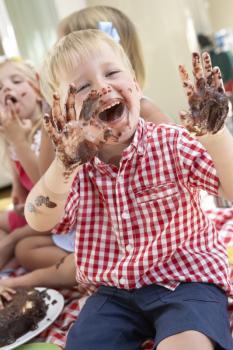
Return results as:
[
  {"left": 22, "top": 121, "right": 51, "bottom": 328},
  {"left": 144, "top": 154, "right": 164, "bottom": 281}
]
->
[
  {"left": 179, "top": 52, "right": 229, "bottom": 136},
  {"left": 43, "top": 85, "right": 116, "bottom": 174}
]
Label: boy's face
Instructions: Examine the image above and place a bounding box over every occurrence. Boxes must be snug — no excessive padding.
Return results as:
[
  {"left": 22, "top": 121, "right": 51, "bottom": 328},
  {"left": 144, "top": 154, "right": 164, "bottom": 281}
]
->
[
  {"left": 59, "top": 41, "right": 142, "bottom": 145},
  {"left": 0, "top": 62, "right": 39, "bottom": 121}
]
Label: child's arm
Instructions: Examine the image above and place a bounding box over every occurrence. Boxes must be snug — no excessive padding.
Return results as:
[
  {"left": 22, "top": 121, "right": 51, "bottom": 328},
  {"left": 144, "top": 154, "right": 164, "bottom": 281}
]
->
[
  {"left": 25, "top": 86, "right": 114, "bottom": 232},
  {"left": 179, "top": 52, "right": 233, "bottom": 200},
  {"left": 38, "top": 123, "right": 55, "bottom": 175},
  {"left": 25, "top": 157, "right": 81, "bottom": 231},
  {"left": 197, "top": 128, "right": 233, "bottom": 200}
]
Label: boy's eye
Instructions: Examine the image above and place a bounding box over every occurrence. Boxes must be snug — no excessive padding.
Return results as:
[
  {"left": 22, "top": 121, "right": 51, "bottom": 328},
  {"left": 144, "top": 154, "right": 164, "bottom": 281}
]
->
[
  {"left": 106, "top": 70, "right": 120, "bottom": 77},
  {"left": 76, "top": 83, "right": 90, "bottom": 93}
]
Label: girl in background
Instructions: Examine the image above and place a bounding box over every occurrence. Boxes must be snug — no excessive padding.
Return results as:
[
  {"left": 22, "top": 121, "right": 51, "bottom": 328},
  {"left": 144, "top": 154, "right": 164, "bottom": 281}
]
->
[
  {"left": 0, "top": 57, "right": 68, "bottom": 270},
  {"left": 0, "top": 57, "right": 42, "bottom": 268}
]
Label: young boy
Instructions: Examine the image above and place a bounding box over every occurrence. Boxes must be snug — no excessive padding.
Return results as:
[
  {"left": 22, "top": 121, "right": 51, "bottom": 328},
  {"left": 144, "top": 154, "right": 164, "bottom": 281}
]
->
[{"left": 25, "top": 30, "right": 233, "bottom": 350}]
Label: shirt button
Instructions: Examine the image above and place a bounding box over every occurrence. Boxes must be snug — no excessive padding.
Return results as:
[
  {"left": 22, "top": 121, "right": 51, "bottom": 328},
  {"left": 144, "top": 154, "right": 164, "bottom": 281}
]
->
[
  {"left": 126, "top": 244, "right": 133, "bottom": 253},
  {"left": 118, "top": 176, "right": 124, "bottom": 184},
  {"left": 119, "top": 277, "right": 125, "bottom": 285},
  {"left": 122, "top": 211, "right": 130, "bottom": 219}
]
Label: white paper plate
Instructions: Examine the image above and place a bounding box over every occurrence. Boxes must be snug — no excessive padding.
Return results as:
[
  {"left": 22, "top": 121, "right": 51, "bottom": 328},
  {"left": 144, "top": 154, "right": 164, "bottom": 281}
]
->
[{"left": 0, "top": 288, "right": 64, "bottom": 350}]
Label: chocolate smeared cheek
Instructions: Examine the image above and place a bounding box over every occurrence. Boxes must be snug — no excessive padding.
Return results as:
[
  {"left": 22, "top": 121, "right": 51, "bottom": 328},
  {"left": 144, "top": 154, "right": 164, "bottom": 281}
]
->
[
  {"left": 79, "top": 92, "right": 100, "bottom": 122},
  {"left": 103, "top": 128, "right": 119, "bottom": 143},
  {"left": 103, "top": 129, "right": 113, "bottom": 141},
  {"left": 77, "top": 140, "right": 98, "bottom": 163}
]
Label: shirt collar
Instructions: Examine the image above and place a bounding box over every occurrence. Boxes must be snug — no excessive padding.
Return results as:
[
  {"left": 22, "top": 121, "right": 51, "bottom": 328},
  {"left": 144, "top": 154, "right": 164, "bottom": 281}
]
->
[{"left": 130, "top": 117, "right": 147, "bottom": 156}]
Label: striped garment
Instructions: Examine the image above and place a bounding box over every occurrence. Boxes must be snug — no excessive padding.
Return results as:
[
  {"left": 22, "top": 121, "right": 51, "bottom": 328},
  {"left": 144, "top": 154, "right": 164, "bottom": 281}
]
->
[{"left": 53, "top": 118, "right": 232, "bottom": 295}]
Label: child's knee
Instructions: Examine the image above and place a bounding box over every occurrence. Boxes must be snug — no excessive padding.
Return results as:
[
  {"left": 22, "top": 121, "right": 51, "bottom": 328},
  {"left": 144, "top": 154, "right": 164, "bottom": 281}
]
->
[{"left": 15, "top": 238, "right": 33, "bottom": 262}]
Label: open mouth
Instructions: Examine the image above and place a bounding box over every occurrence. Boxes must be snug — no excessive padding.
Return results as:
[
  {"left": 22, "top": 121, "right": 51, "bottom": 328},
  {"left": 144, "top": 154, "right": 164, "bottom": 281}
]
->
[
  {"left": 5, "top": 95, "right": 18, "bottom": 105},
  {"left": 98, "top": 100, "right": 125, "bottom": 124}
]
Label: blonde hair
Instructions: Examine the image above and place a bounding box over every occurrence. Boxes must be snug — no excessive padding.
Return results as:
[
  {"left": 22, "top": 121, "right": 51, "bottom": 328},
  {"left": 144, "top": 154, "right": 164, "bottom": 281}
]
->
[
  {"left": 58, "top": 6, "right": 145, "bottom": 87},
  {"left": 0, "top": 57, "right": 42, "bottom": 142},
  {"left": 41, "top": 29, "right": 134, "bottom": 105}
]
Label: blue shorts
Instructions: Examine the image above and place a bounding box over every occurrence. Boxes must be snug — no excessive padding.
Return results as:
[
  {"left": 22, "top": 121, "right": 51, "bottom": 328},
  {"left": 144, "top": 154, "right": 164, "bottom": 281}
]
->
[
  {"left": 66, "top": 282, "right": 233, "bottom": 350},
  {"left": 52, "top": 230, "right": 75, "bottom": 253}
]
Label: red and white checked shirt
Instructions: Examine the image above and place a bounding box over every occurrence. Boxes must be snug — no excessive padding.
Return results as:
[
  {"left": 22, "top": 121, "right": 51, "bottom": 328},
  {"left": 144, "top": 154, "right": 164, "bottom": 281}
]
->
[{"left": 53, "top": 118, "right": 232, "bottom": 294}]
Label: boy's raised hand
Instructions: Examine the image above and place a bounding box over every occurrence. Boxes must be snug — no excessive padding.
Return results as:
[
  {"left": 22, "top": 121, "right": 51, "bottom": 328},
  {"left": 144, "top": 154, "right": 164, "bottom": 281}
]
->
[
  {"left": 43, "top": 85, "right": 116, "bottom": 175},
  {"left": 179, "top": 52, "right": 229, "bottom": 136}
]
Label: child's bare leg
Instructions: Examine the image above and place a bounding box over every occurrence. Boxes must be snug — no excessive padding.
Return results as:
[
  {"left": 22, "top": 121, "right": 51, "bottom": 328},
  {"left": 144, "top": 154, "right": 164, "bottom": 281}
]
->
[
  {"left": 15, "top": 235, "right": 69, "bottom": 271},
  {"left": 157, "top": 330, "right": 214, "bottom": 350},
  {"left": 2, "top": 253, "right": 76, "bottom": 289},
  {"left": 0, "top": 225, "right": 45, "bottom": 270},
  {"left": 0, "top": 211, "right": 10, "bottom": 235},
  {"left": 1, "top": 269, "right": 49, "bottom": 288}
]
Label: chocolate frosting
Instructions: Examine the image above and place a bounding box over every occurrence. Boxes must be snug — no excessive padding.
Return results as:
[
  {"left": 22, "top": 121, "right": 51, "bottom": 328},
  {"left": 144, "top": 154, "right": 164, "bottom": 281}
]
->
[{"left": 0, "top": 288, "right": 48, "bottom": 346}]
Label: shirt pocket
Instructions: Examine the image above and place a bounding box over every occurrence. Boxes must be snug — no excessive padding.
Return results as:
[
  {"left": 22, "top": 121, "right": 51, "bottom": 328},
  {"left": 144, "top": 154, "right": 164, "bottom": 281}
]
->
[{"left": 134, "top": 182, "right": 179, "bottom": 204}]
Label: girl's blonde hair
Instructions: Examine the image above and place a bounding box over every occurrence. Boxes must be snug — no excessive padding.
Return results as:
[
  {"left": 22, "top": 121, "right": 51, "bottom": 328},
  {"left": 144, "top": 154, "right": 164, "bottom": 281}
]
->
[
  {"left": 58, "top": 6, "right": 145, "bottom": 88},
  {"left": 0, "top": 58, "right": 43, "bottom": 171},
  {"left": 0, "top": 57, "right": 42, "bottom": 142},
  {"left": 41, "top": 29, "right": 134, "bottom": 105}
]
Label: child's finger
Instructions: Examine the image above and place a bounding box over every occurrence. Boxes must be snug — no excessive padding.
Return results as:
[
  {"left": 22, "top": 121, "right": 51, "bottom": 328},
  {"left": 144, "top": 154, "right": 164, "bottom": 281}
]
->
[
  {"left": 192, "top": 52, "right": 204, "bottom": 81},
  {"left": 178, "top": 65, "right": 195, "bottom": 100},
  {"left": 5, "top": 101, "right": 14, "bottom": 119},
  {"left": 52, "top": 93, "right": 64, "bottom": 132},
  {"left": 43, "top": 113, "right": 60, "bottom": 146},
  {"left": 7, "top": 100, "right": 21, "bottom": 124},
  {"left": 1, "top": 291, "right": 14, "bottom": 301},
  {"left": 202, "top": 52, "right": 214, "bottom": 86},
  {"left": 65, "top": 84, "right": 77, "bottom": 122},
  {"left": 5, "top": 286, "right": 15, "bottom": 292},
  {"left": 212, "top": 67, "right": 225, "bottom": 92}
]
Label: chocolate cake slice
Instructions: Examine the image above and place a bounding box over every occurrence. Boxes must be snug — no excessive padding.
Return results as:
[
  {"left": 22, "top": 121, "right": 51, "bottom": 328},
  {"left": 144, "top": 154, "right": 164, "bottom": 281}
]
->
[{"left": 0, "top": 288, "right": 48, "bottom": 347}]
